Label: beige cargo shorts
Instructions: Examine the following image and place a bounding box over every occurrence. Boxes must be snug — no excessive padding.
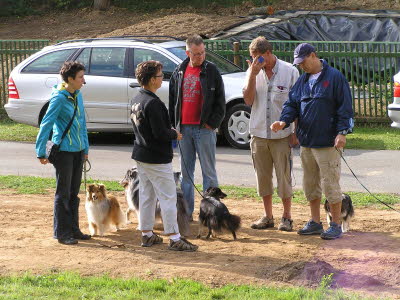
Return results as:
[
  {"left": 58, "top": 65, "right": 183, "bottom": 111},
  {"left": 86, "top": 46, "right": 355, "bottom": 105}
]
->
[
  {"left": 300, "top": 146, "right": 342, "bottom": 204},
  {"left": 250, "top": 136, "right": 293, "bottom": 199}
]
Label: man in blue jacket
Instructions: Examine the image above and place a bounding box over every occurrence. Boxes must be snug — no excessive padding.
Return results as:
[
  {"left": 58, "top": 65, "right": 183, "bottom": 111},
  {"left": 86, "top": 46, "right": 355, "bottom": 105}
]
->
[{"left": 271, "top": 43, "right": 354, "bottom": 240}]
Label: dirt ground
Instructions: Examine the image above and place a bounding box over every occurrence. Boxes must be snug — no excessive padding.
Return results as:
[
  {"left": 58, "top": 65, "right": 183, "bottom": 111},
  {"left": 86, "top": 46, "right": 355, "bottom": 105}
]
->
[
  {"left": 0, "top": 190, "right": 399, "bottom": 299},
  {"left": 2, "top": 1, "right": 400, "bottom": 42}
]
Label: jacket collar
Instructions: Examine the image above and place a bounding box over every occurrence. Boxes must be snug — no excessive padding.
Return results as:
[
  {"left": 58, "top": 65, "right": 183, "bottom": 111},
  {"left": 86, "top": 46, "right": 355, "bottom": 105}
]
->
[
  {"left": 178, "top": 57, "right": 208, "bottom": 73},
  {"left": 139, "top": 87, "right": 158, "bottom": 98},
  {"left": 304, "top": 59, "right": 328, "bottom": 82}
]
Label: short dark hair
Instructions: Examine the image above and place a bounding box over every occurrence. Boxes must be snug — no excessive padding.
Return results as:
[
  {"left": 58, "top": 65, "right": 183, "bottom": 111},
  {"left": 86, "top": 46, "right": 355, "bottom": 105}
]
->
[
  {"left": 60, "top": 61, "right": 85, "bottom": 83},
  {"left": 186, "top": 34, "right": 204, "bottom": 49},
  {"left": 135, "top": 60, "right": 163, "bottom": 86},
  {"left": 249, "top": 36, "right": 273, "bottom": 54}
]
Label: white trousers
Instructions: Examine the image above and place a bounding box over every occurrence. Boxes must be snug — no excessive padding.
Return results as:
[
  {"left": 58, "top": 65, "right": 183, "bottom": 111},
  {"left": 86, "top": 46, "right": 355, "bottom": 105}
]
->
[{"left": 136, "top": 161, "right": 179, "bottom": 234}]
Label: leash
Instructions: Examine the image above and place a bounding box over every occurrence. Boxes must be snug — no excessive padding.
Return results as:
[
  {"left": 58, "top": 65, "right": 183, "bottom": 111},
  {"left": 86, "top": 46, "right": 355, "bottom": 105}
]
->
[
  {"left": 336, "top": 147, "right": 400, "bottom": 213},
  {"left": 83, "top": 158, "right": 92, "bottom": 191},
  {"left": 177, "top": 140, "right": 205, "bottom": 199}
]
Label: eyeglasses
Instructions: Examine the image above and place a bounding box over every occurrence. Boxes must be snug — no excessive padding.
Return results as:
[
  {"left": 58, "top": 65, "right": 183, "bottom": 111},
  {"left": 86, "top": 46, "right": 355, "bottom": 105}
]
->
[
  {"left": 189, "top": 51, "right": 205, "bottom": 57},
  {"left": 154, "top": 73, "right": 164, "bottom": 78}
]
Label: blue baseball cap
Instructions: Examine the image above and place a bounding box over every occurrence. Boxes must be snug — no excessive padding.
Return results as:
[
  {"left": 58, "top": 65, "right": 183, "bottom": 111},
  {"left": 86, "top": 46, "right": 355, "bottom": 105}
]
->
[{"left": 293, "top": 43, "right": 315, "bottom": 65}]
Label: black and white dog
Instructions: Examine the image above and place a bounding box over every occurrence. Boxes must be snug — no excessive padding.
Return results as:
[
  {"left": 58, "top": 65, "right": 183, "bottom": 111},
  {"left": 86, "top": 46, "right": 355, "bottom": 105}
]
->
[
  {"left": 120, "top": 167, "right": 190, "bottom": 237},
  {"left": 324, "top": 193, "right": 354, "bottom": 233},
  {"left": 197, "top": 187, "right": 241, "bottom": 240}
]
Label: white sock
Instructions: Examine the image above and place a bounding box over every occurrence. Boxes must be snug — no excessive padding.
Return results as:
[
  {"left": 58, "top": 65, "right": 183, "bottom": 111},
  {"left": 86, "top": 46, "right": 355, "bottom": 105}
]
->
[
  {"left": 142, "top": 231, "right": 153, "bottom": 237},
  {"left": 169, "top": 233, "right": 181, "bottom": 242}
]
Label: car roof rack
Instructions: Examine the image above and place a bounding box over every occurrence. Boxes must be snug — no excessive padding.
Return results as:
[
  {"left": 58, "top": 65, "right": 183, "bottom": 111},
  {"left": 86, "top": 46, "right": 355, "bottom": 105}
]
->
[{"left": 54, "top": 35, "right": 183, "bottom": 46}]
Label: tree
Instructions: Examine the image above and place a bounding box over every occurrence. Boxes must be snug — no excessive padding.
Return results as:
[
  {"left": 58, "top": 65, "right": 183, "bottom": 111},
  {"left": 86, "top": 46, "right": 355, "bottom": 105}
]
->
[{"left": 93, "top": 0, "right": 110, "bottom": 11}]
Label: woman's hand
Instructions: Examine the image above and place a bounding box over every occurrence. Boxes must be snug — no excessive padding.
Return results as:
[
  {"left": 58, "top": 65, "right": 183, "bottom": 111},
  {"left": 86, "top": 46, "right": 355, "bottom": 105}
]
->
[{"left": 39, "top": 158, "right": 48, "bottom": 165}]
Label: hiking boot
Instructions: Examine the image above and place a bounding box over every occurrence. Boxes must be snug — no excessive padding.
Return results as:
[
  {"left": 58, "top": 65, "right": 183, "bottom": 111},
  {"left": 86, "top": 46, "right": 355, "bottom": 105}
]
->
[
  {"left": 250, "top": 216, "right": 274, "bottom": 229},
  {"left": 73, "top": 232, "right": 91, "bottom": 240},
  {"left": 278, "top": 217, "right": 293, "bottom": 232},
  {"left": 321, "top": 222, "right": 343, "bottom": 240},
  {"left": 141, "top": 232, "right": 163, "bottom": 247},
  {"left": 58, "top": 237, "right": 78, "bottom": 245},
  {"left": 168, "top": 238, "right": 198, "bottom": 252},
  {"left": 297, "top": 220, "right": 324, "bottom": 235}
]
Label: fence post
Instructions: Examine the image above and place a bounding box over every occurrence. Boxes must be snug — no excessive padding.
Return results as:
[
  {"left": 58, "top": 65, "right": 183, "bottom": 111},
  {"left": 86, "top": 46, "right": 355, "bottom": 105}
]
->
[{"left": 233, "top": 42, "right": 240, "bottom": 66}]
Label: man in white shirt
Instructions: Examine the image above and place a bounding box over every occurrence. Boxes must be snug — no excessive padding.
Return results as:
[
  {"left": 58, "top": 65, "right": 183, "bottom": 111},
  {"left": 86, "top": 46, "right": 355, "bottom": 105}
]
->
[{"left": 243, "top": 36, "right": 299, "bottom": 231}]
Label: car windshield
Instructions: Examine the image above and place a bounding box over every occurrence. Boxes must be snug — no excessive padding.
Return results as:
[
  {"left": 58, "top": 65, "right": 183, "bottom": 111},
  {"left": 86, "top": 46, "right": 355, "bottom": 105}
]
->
[{"left": 168, "top": 46, "right": 243, "bottom": 74}]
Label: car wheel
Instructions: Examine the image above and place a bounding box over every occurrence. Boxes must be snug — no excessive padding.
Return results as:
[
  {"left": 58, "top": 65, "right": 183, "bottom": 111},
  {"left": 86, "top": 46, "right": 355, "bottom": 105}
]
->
[{"left": 222, "top": 103, "right": 251, "bottom": 149}]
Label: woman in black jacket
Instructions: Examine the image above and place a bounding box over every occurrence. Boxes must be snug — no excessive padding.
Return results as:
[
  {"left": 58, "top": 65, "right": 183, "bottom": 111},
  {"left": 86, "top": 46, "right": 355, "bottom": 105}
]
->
[{"left": 130, "top": 60, "right": 198, "bottom": 252}]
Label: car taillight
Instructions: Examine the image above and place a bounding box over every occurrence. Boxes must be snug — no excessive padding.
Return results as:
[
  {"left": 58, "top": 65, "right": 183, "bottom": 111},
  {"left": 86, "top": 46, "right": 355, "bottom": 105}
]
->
[{"left": 8, "top": 77, "right": 20, "bottom": 99}]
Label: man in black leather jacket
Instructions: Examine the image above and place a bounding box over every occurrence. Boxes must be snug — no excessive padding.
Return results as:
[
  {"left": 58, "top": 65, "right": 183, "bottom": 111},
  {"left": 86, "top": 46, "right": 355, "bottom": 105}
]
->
[{"left": 169, "top": 34, "right": 226, "bottom": 219}]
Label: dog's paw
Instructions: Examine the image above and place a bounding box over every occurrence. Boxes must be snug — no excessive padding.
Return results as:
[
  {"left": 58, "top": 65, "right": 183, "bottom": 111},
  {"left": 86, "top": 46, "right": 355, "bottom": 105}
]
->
[{"left": 196, "top": 234, "right": 201, "bottom": 239}]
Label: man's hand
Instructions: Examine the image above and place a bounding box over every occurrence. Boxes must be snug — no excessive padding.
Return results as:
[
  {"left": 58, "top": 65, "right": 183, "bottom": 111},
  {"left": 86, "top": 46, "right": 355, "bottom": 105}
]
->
[
  {"left": 203, "top": 123, "right": 213, "bottom": 130},
  {"left": 246, "top": 55, "right": 266, "bottom": 77},
  {"left": 270, "top": 121, "right": 286, "bottom": 132},
  {"left": 173, "top": 128, "right": 183, "bottom": 140},
  {"left": 334, "top": 134, "right": 346, "bottom": 149},
  {"left": 289, "top": 133, "right": 299, "bottom": 148},
  {"left": 84, "top": 154, "right": 89, "bottom": 161}
]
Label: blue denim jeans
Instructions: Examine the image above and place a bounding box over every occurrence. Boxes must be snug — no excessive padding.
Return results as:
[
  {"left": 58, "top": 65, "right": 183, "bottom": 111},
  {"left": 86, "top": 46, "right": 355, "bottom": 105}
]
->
[{"left": 179, "top": 125, "right": 219, "bottom": 215}]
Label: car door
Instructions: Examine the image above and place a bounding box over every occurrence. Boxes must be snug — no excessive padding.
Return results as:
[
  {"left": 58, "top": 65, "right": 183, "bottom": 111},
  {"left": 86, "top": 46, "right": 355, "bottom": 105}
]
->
[
  {"left": 128, "top": 47, "right": 179, "bottom": 108},
  {"left": 75, "top": 47, "right": 129, "bottom": 127}
]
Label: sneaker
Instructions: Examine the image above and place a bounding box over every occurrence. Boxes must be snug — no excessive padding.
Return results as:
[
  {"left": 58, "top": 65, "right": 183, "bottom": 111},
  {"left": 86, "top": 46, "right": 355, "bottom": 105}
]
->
[
  {"left": 278, "top": 217, "right": 293, "bottom": 231},
  {"left": 168, "top": 238, "right": 198, "bottom": 252},
  {"left": 297, "top": 220, "right": 324, "bottom": 235},
  {"left": 321, "top": 222, "right": 343, "bottom": 240},
  {"left": 141, "top": 232, "right": 163, "bottom": 247},
  {"left": 250, "top": 216, "right": 274, "bottom": 229}
]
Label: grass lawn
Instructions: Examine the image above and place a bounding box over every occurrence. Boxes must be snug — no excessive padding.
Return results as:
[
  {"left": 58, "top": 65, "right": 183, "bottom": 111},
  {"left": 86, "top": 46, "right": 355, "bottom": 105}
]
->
[
  {"left": 1, "top": 175, "right": 399, "bottom": 209},
  {"left": 0, "top": 272, "right": 371, "bottom": 300}
]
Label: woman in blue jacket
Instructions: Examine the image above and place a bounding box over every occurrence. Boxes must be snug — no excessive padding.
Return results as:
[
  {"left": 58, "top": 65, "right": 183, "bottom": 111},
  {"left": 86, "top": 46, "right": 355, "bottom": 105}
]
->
[{"left": 35, "top": 61, "right": 90, "bottom": 245}]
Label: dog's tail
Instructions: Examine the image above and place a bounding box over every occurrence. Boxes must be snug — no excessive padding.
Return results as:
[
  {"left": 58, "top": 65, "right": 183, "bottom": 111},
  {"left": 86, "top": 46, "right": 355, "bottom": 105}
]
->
[{"left": 224, "top": 214, "right": 241, "bottom": 232}]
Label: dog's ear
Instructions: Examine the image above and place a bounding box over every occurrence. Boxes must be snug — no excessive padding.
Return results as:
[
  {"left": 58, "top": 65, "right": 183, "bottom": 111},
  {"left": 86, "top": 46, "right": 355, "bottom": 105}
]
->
[
  {"left": 173, "top": 172, "right": 181, "bottom": 185},
  {"left": 205, "top": 187, "right": 213, "bottom": 195},
  {"left": 99, "top": 184, "right": 106, "bottom": 195},
  {"left": 87, "top": 184, "right": 94, "bottom": 193}
]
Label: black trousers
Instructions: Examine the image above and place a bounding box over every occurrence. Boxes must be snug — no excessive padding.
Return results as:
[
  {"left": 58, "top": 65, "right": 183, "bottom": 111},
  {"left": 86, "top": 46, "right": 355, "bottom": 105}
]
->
[{"left": 53, "top": 151, "right": 84, "bottom": 240}]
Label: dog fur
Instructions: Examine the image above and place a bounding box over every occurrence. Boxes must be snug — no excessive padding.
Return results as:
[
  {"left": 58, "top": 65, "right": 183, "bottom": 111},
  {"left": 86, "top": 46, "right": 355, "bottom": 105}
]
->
[
  {"left": 324, "top": 193, "right": 354, "bottom": 233},
  {"left": 197, "top": 187, "right": 241, "bottom": 240},
  {"left": 119, "top": 167, "right": 190, "bottom": 237},
  {"left": 85, "top": 183, "right": 125, "bottom": 236}
]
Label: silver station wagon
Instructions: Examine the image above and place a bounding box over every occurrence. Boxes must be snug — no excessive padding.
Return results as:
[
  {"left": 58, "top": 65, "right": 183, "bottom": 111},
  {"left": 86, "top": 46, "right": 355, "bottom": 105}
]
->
[{"left": 5, "top": 37, "right": 251, "bottom": 149}]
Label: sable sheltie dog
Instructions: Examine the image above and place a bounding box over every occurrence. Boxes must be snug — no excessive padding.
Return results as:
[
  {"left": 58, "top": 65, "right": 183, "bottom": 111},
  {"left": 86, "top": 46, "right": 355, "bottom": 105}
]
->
[
  {"left": 85, "top": 183, "right": 125, "bottom": 236},
  {"left": 197, "top": 187, "right": 241, "bottom": 240},
  {"left": 324, "top": 193, "right": 354, "bottom": 233},
  {"left": 119, "top": 167, "right": 190, "bottom": 237}
]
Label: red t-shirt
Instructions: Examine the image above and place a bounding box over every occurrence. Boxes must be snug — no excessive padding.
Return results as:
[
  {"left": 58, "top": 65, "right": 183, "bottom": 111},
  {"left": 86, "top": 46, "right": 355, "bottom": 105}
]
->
[{"left": 181, "top": 65, "right": 202, "bottom": 125}]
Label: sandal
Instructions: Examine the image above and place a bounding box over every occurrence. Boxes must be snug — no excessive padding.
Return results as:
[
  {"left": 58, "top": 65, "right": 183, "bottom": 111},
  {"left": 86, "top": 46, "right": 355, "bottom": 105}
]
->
[
  {"left": 141, "top": 232, "right": 163, "bottom": 247},
  {"left": 168, "top": 238, "right": 198, "bottom": 252}
]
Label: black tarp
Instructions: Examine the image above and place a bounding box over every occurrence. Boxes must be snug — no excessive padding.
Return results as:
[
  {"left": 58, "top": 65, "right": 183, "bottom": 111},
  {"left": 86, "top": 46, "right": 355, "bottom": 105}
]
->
[{"left": 223, "top": 10, "right": 400, "bottom": 42}]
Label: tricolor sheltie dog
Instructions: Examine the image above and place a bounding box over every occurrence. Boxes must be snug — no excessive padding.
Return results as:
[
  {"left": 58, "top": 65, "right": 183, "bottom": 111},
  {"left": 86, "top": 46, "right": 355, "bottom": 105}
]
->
[
  {"left": 119, "top": 167, "right": 190, "bottom": 237},
  {"left": 85, "top": 183, "right": 125, "bottom": 236},
  {"left": 197, "top": 187, "right": 241, "bottom": 240},
  {"left": 324, "top": 193, "right": 354, "bottom": 233}
]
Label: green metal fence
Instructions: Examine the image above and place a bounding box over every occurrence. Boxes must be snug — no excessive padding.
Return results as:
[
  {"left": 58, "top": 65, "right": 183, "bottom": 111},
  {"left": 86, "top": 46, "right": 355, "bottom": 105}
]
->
[
  {"left": 205, "top": 40, "right": 400, "bottom": 123},
  {"left": 0, "top": 40, "right": 50, "bottom": 107},
  {"left": 1, "top": 39, "right": 398, "bottom": 123}
]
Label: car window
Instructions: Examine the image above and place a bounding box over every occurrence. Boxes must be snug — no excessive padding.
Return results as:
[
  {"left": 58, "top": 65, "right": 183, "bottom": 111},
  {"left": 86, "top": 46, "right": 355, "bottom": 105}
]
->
[
  {"left": 21, "top": 49, "right": 76, "bottom": 73},
  {"left": 168, "top": 46, "right": 243, "bottom": 75},
  {"left": 133, "top": 48, "right": 177, "bottom": 79},
  {"left": 75, "top": 48, "right": 91, "bottom": 69},
  {"left": 89, "top": 47, "right": 126, "bottom": 77}
]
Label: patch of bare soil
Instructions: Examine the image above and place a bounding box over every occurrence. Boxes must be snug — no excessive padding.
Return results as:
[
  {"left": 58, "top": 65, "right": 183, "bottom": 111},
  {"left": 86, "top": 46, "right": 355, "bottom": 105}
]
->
[
  {"left": 0, "top": 191, "right": 399, "bottom": 299},
  {"left": 97, "top": 13, "right": 243, "bottom": 39}
]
